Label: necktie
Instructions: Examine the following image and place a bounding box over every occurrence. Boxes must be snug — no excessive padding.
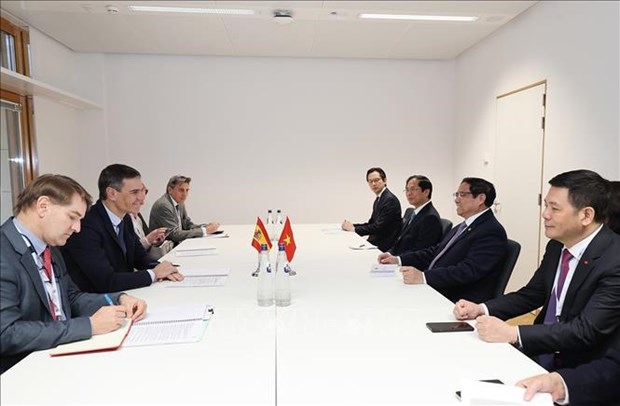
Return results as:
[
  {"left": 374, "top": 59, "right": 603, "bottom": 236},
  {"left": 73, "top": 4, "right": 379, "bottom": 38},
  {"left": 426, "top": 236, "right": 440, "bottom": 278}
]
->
[
  {"left": 427, "top": 222, "right": 467, "bottom": 270},
  {"left": 42, "top": 247, "right": 57, "bottom": 320},
  {"left": 373, "top": 196, "right": 380, "bottom": 212},
  {"left": 539, "top": 248, "right": 574, "bottom": 370},
  {"left": 117, "top": 220, "right": 127, "bottom": 254},
  {"left": 406, "top": 211, "right": 416, "bottom": 227},
  {"left": 175, "top": 205, "right": 182, "bottom": 227}
]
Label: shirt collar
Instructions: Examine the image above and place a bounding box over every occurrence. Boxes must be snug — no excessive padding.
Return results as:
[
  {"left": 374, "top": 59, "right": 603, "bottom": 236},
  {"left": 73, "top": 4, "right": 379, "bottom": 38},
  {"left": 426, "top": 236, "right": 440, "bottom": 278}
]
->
[
  {"left": 463, "top": 207, "right": 491, "bottom": 226},
  {"left": 168, "top": 194, "right": 181, "bottom": 207},
  {"left": 102, "top": 202, "right": 123, "bottom": 228},
  {"left": 12, "top": 217, "right": 46, "bottom": 256},
  {"left": 413, "top": 200, "right": 431, "bottom": 215},
  {"left": 376, "top": 187, "right": 387, "bottom": 198},
  {"left": 564, "top": 224, "right": 603, "bottom": 260}
]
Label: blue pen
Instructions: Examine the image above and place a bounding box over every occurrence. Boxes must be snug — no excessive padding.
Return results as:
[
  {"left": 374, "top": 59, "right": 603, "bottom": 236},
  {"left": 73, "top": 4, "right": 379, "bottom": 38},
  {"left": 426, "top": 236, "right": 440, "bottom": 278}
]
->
[{"left": 103, "top": 294, "right": 114, "bottom": 306}]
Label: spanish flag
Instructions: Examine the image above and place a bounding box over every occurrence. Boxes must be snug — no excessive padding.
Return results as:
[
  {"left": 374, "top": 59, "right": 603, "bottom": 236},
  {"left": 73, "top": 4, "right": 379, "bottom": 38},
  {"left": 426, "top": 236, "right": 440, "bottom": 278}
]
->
[
  {"left": 278, "top": 216, "right": 297, "bottom": 262},
  {"left": 251, "top": 217, "right": 272, "bottom": 252}
]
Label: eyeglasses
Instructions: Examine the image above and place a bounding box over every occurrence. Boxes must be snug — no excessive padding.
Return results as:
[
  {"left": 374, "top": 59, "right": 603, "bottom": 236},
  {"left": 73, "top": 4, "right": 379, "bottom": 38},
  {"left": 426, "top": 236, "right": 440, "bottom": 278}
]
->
[
  {"left": 368, "top": 178, "right": 383, "bottom": 184},
  {"left": 404, "top": 187, "right": 421, "bottom": 193},
  {"left": 452, "top": 191, "right": 473, "bottom": 199}
]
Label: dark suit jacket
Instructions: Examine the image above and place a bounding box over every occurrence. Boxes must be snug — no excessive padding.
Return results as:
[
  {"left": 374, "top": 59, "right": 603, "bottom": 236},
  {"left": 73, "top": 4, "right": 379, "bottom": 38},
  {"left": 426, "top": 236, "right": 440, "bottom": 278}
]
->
[
  {"left": 559, "top": 347, "right": 620, "bottom": 405},
  {"left": 0, "top": 218, "right": 122, "bottom": 373},
  {"left": 400, "top": 209, "right": 507, "bottom": 303},
  {"left": 354, "top": 188, "right": 402, "bottom": 252},
  {"left": 62, "top": 200, "right": 158, "bottom": 293},
  {"left": 389, "top": 202, "right": 443, "bottom": 256},
  {"left": 149, "top": 193, "right": 203, "bottom": 245},
  {"left": 485, "top": 225, "right": 620, "bottom": 369}
]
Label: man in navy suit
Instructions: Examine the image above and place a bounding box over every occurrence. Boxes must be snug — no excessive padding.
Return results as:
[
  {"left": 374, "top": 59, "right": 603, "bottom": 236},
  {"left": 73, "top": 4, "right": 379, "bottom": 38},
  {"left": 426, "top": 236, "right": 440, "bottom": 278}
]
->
[
  {"left": 342, "top": 167, "right": 402, "bottom": 252},
  {"left": 387, "top": 175, "right": 443, "bottom": 256},
  {"left": 62, "top": 164, "right": 183, "bottom": 293},
  {"left": 379, "top": 177, "right": 507, "bottom": 303},
  {"left": 517, "top": 347, "right": 620, "bottom": 405},
  {"left": 454, "top": 170, "right": 620, "bottom": 370},
  {"left": 1, "top": 174, "right": 146, "bottom": 373}
]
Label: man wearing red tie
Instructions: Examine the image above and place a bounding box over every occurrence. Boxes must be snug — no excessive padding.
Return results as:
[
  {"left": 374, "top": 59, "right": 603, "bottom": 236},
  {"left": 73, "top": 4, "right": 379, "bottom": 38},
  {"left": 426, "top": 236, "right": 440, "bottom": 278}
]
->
[
  {"left": 0, "top": 174, "right": 147, "bottom": 373},
  {"left": 454, "top": 169, "right": 620, "bottom": 371}
]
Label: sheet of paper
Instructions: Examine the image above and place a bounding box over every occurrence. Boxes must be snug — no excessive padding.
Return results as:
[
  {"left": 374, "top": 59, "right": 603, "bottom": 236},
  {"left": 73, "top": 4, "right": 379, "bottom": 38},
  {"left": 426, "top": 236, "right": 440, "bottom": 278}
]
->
[
  {"left": 206, "top": 232, "right": 229, "bottom": 238},
  {"left": 349, "top": 243, "right": 377, "bottom": 250},
  {"left": 174, "top": 239, "right": 217, "bottom": 256},
  {"left": 166, "top": 275, "right": 228, "bottom": 287},
  {"left": 176, "top": 249, "right": 218, "bottom": 257},
  {"left": 136, "top": 304, "right": 213, "bottom": 324},
  {"left": 370, "top": 264, "right": 398, "bottom": 276},
  {"left": 123, "top": 320, "right": 207, "bottom": 347},
  {"left": 179, "top": 268, "right": 230, "bottom": 277},
  {"left": 460, "top": 379, "right": 553, "bottom": 406},
  {"left": 321, "top": 228, "right": 347, "bottom": 235}
]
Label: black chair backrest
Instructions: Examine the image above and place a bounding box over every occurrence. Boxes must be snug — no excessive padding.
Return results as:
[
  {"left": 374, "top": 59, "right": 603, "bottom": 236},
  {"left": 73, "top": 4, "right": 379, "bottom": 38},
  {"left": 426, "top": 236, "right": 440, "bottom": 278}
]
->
[
  {"left": 439, "top": 218, "right": 453, "bottom": 238},
  {"left": 493, "top": 239, "right": 521, "bottom": 298}
]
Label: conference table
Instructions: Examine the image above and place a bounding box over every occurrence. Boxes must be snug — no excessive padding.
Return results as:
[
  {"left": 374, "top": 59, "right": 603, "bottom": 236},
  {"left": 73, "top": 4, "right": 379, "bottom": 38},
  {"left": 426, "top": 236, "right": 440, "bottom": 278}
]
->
[{"left": 1, "top": 224, "right": 546, "bottom": 405}]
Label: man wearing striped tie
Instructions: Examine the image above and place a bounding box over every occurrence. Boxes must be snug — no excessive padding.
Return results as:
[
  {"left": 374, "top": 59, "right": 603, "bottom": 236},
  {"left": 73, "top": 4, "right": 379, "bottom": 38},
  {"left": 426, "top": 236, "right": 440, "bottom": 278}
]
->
[{"left": 454, "top": 169, "right": 620, "bottom": 371}]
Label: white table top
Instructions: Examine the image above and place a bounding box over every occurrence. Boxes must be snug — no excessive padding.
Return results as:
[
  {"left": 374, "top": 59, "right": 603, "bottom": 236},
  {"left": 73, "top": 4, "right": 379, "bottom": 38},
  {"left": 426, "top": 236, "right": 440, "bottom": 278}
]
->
[{"left": 1, "top": 224, "right": 545, "bottom": 405}]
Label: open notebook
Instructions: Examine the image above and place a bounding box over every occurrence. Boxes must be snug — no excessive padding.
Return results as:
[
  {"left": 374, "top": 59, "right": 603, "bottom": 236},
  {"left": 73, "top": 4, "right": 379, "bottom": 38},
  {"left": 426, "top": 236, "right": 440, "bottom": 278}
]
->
[{"left": 49, "top": 318, "right": 132, "bottom": 356}]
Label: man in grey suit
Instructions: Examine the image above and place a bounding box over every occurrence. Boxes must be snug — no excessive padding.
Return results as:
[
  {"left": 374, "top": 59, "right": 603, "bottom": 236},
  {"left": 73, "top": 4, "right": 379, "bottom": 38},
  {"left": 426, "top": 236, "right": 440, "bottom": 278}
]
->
[
  {"left": 149, "top": 175, "right": 220, "bottom": 245},
  {"left": 0, "top": 174, "right": 146, "bottom": 374}
]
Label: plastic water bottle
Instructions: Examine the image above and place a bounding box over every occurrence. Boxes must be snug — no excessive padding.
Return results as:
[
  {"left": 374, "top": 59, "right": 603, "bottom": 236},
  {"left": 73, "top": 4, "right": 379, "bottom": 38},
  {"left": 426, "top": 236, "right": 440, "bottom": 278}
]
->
[
  {"left": 275, "top": 243, "right": 291, "bottom": 307},
  {"left": 266, "top": 209, "right": 274, "bottom": 239},
  {"left": 274, "top": 209, "right": 283, "bottom": 241},
  {"left": 257, "top": 244, "right": 274, "bottom": 306}
]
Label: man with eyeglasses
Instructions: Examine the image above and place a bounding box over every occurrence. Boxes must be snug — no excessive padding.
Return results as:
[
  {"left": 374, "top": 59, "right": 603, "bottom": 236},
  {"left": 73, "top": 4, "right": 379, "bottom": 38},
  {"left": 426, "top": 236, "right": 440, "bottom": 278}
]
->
[
  {"left": 454, "top": 169, "right": 620, "bottom": 371},
  {"left": 342, "top": 167, "right": 401, "bottom": 252},
  {"left": 62, "top": 164, "right": 183, "bottom": 293},
  {"left": 1, "top": 174, "right": 147, "bottom": 373},
  {"left": 379, "top": 177, "right": 507, "bottom": 303},
  {"left": 387, "top": 175, "right": 443, "bottom": 256},
  {"left": 149, "top": 175, "right": 220, "bottom": 246}
]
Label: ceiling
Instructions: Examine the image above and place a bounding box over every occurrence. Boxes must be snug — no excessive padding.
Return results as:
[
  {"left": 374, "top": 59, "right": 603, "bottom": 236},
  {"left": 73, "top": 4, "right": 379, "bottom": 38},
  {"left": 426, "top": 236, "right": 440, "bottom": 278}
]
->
[{"left": 1, "top": 1, "right": 538, "bottom": 60}]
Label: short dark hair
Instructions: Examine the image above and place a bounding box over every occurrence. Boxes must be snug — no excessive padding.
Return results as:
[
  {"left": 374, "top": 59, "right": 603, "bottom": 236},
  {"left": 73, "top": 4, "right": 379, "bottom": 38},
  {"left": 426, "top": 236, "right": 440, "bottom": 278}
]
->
[
  {"left": 549, "top": 169, "right": 610, "bottom": 223},
  {"left": 608, "top": 181, "right": 620, "bottom": 234},
  {"left": 166, "top": 175, "right": 192, "bottom": 192},
  {"left": 461, "top": 177, "right": 496, "bottom": 208},
  {"left": 15, "top": 174, "right": 92, "bottom": 214},
  {"left": 98, "top": 164, "right": 141, "bottom": 200},
  {"left": 406, "top": 175, "right": 433, "bottom": 199},
  {"left": 366, "top": 167, "right": 386, "bottom": 182}
]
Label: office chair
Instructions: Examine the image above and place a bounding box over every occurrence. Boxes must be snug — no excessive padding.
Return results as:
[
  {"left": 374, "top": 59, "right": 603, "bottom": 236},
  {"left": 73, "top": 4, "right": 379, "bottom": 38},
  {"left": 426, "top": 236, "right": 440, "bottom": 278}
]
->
[
  {"left": 493, "top": 239, "right": 521, "bottom": 298},
  {"left": 439, "top": 218, "right": 453, "bottom": 238}
]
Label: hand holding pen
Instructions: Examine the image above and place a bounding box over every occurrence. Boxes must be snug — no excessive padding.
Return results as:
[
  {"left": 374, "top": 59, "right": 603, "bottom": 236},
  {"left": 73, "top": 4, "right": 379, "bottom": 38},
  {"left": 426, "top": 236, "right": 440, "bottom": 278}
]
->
[{"left": 89, "top": 294, "right": 128, "bottom": 335}]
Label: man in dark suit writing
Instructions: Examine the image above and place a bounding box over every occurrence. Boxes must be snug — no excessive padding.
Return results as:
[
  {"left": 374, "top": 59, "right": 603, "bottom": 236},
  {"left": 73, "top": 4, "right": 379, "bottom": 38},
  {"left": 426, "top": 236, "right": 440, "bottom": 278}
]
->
[
  {"left": 1, "top": 174, "right": 146, "bottom": 373},
  {"left": 342, "top": 167, "right": 402, "bottom": 252},
  {"left": 454, "top": 169, "right": 620, "bottom": 370},
  {"left": 379, "top": 177, "right": 507, "bottom": 303},
  {"left": 62, "top": 164, "right": 183, "bottom": 293}
]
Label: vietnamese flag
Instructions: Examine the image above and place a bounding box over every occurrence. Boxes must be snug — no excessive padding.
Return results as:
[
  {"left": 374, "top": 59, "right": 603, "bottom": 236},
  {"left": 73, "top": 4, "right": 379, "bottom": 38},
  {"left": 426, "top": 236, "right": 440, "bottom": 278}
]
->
[
  {"left": 251, "top": 217, "right": 272, "bottom": 252},
  {"left": 278, "top": 216, "right": 297, "bottom": 261}
]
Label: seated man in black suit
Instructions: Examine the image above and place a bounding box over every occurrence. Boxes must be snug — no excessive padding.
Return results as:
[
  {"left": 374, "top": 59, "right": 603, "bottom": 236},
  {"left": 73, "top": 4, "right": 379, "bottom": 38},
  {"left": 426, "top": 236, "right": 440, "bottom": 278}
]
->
[
  {"left": 517, "top": 347, "right": 620, "bottom": 405},
  {"left": 62, "top": 164, "right": 183, "bottom": 293},
  {"left": 341, "top": 167, "right": 402, "bottom": 252},
  {"left": 378, "top": 177, "right": 507, "bottom": 303},
  {"left": 387, "top": 175, "right": 443, "bottom": 256},
  {"left": 454, "top": 169, "right": 620, "bottom": 371}
]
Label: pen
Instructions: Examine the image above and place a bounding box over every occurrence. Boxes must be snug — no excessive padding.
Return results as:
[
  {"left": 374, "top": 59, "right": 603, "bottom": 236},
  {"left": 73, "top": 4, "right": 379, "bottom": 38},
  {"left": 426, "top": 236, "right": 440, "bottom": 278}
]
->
[{"left": 103, "top": 294, "right": 114, "bottom": 306}]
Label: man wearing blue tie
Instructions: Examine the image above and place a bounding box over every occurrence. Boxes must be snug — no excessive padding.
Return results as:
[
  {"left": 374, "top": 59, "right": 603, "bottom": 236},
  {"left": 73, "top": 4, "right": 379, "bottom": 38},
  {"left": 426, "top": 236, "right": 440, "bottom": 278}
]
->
[
  {"left": 454, "top": 169, "right": 620, "bottom": 371},
  {"left": 62, "top": 164, "right": 182, "bottom": 293},
  {"left": 379, "top": 177, "right": 507, "bottom": 303}
]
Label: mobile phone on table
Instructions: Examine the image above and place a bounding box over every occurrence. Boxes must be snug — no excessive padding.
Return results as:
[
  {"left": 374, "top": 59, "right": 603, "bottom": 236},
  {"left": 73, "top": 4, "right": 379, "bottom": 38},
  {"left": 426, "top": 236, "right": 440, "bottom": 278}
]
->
[
  {"left": 455, "top": 379, "right": 504, "bottom": 401},
  {"left": 163, "top": 227, "right": 177, "bottom": 238},
  {"left": 425, "top": 321, "right": 474, "bottom": 333},
  {"left": 211, "top": 230, "right": 224, "bottom": 235}
]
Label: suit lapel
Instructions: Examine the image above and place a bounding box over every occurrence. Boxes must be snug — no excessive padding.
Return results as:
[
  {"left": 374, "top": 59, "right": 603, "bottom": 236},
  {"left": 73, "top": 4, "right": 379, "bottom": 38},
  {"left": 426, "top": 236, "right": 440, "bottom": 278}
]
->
[
  {"left": 4, "top": 221, "right": 55, "bottom": 316},
  {"left": 96, "top": 201, "right": 127, "bottom": 256}
]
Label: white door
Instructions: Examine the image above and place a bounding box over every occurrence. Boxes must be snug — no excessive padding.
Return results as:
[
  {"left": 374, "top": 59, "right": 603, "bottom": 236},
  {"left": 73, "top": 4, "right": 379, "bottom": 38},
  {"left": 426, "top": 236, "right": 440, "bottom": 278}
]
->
[{"left": 494, "top": 81, "right": 546, "bottom": 293}]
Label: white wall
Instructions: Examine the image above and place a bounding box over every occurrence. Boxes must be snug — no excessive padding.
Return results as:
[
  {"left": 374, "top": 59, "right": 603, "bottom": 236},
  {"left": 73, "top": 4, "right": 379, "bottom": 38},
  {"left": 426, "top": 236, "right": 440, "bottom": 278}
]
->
[
  {"left": 455, "top": 1, "right": 619, "bottom": 183},
  {"left": 103, "top": 55, "right": 456, "bottom": 224},
  {"left": 28, "top": 28, "right": 107, "bottom": 195}
]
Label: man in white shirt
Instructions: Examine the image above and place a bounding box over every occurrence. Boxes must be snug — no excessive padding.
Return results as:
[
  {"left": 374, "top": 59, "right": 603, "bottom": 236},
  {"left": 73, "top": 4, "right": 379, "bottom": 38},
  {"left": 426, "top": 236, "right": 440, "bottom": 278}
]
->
[{"left": 453, "top": 169, "right": 620, "bottom": 370}]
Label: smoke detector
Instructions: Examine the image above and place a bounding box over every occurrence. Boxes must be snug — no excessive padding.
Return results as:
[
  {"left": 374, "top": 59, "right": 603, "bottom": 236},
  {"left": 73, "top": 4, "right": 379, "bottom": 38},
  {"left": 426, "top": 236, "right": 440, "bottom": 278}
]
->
[{"left": 273, "top": 9, "right": 294, "bottom": 25}]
